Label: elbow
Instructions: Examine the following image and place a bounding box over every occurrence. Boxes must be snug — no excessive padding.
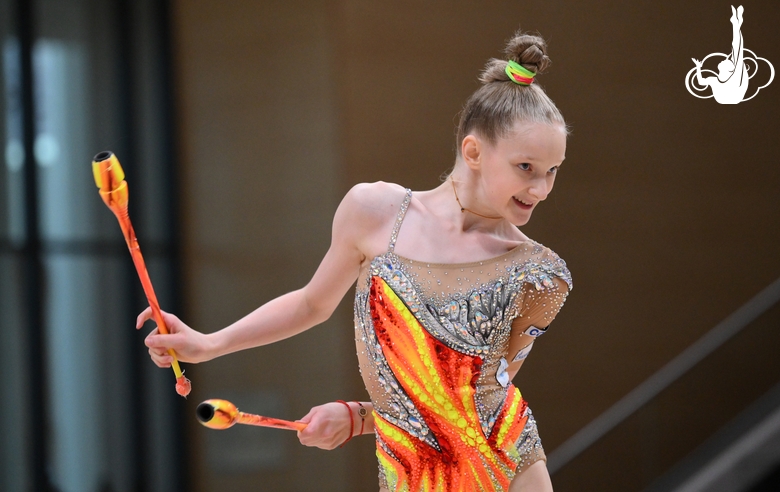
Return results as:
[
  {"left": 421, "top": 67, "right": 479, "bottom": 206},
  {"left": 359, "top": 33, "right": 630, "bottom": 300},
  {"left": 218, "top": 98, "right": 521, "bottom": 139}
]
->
[
  {"left": 300, "top": 289, "right": 337, "bottom": 326},
  {"left": 309, "top": 305, "right": 335, "bottom": 326}
]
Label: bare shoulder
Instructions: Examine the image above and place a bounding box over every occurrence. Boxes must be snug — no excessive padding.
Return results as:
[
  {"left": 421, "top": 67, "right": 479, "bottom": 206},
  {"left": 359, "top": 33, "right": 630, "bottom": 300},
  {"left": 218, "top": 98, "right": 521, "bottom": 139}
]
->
[
  {"left": 343, "top": 181, "right": 408, "bottom": 213},
  {"left": 338, "top": 182, "right": 408, "bottom": 225},
  {"left": 333, "top": 182, "right": 410, "bottom": 257}
]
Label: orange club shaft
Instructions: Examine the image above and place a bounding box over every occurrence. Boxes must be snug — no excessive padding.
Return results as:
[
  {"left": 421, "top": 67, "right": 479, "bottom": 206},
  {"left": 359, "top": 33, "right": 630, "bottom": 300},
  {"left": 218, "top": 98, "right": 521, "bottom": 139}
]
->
[
  {"left": 196, "top": 399, "right": 307, "bottom": 432},
  {"left": 92, "top": 151, "right": 191, "bottom": 397}
]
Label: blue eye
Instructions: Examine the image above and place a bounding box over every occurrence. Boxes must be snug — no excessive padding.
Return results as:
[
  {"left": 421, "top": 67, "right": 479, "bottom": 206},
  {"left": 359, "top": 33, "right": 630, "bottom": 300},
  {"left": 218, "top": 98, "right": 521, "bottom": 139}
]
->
[
  {"left": 548, "top": 166, "right": 559, "bottom": 174},
  {"left": 518, "top": 163, "right": 531, "bottom": 171}
]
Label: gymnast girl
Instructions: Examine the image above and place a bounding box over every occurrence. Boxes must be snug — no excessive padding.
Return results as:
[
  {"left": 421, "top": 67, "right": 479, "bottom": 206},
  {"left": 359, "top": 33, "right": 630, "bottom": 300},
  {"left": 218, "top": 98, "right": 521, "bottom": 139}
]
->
[{"left": 138, "top": 30, "right": 572, "bottom": 491}]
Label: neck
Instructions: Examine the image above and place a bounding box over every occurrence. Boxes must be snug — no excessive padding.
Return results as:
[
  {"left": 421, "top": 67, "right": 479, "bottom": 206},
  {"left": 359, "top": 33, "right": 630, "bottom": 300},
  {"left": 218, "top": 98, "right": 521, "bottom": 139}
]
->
[
  {"left": 450, "top": 176, "right": 502, "bottom": 220},
  {"left": 414, "top": 178, "right": 517, "bottom": 237}
]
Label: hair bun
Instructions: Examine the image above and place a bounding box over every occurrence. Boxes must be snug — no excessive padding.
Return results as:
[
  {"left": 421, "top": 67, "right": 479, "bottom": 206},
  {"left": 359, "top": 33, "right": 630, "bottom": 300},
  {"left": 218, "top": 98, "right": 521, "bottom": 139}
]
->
[
  {"left": 458, "top": 29, "right": 565, "bottom": 150},
  {"left": 505, "top": 32, "right": 550, "bottom": 74},
  {"left": 478, "top": 30, "right": 551, "bottom": 84}
]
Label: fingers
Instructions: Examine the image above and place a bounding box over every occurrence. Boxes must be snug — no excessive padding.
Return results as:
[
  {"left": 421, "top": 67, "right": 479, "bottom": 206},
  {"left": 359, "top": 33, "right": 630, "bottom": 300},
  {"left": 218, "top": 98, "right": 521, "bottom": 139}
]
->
[
  {"left": 295, "top": 409, "right": 315, "bottom": 439},
  {"left": 143, "top": 327, "right": 172, "bottom": 367},
  {"left": 145, "top": 328, "right": 182, "bottom": 362},
  {"left": 145, "top": 331, "right": 185, "bottom": 352},
  {"left": 297, "top": 409, "right": 323, "bottom": 444},
  {"left": 138, "top": 309, "right": 209, "bottom": 365},
  {"left": 296, "top": 405, "right": 345, "bottom": 450},
  {"left": 148, "top": 347, "right": 173, "bottom": 368},
  {"left": 137, "top": 307, "right": 206, "bottom": 367}
]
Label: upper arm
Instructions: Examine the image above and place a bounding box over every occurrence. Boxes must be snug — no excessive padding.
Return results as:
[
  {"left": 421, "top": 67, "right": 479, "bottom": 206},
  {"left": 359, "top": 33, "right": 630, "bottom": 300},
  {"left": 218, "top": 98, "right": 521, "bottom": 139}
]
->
[
  {"left": 505, "top": 277, "right": 570, "bottom": 379},
  {"left": 298, "top": 182, "right": 405, "bottom": 320}
]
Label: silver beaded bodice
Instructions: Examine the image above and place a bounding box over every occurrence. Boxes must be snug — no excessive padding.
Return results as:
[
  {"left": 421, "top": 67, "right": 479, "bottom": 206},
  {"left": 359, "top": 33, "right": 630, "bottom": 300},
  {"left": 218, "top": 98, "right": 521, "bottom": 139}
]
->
[{"left": 354, "top": 189, "right": 573, "bottom": 444}]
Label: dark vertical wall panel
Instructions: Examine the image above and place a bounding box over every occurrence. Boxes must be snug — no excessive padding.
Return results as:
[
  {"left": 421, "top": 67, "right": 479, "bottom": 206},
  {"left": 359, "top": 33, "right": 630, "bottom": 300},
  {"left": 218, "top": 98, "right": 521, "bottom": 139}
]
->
[
  {"left": 0, "top": 0, "right": 185, "bottom": 489},
  {"left": 16, "top": 0, "right": 50, "bottom": 488}
]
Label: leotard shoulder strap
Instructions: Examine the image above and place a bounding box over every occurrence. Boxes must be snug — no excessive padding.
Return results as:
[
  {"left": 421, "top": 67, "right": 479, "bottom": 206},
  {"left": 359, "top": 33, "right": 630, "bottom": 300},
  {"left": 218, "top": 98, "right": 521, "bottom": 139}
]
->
[{"left": 387, "top": 188, "right": 413, "bottom": 253}]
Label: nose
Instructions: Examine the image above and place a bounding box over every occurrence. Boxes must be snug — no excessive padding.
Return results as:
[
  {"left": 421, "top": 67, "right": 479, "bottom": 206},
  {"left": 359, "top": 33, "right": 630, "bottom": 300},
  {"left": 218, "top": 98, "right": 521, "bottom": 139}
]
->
[{"left": 528, "top": 178, "right": 552, "bottom": 201}]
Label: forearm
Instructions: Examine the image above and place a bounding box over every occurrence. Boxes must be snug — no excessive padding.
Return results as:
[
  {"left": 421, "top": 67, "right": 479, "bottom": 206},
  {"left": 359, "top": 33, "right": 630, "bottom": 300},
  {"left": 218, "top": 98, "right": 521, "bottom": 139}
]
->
[{"left": 207, "top": 288, "right": 329, "bottom": 359}]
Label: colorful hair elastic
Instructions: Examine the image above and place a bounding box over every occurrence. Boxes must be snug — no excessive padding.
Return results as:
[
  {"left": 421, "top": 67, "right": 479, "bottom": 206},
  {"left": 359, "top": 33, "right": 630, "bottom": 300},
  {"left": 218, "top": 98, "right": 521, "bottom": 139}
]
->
[{"left": 505, "top": 60, "right": 536, "bottom": 85}]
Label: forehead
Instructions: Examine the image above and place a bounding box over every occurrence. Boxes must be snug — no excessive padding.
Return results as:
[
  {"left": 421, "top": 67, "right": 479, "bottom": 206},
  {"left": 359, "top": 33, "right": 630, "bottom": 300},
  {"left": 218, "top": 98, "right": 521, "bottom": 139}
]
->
[{"left": 493, "top": 121, "right": 567, "bottom": 161}]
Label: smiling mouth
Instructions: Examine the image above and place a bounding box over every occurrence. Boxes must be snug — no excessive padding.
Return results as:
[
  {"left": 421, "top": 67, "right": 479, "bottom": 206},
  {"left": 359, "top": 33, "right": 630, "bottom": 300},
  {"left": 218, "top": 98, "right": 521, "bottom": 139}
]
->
[{"left": 513, "top": 197, "right": 534, "bottom": 210}]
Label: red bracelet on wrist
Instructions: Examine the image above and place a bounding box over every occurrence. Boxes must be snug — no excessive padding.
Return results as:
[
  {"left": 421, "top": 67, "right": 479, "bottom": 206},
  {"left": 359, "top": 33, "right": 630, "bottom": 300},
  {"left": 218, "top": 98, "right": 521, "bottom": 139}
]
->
[
  {"left": 354, "top": 401, "right": 367, "bottom": 436},
  {"left": 335, "top": 400, "right": 354, "bottom": 447}
]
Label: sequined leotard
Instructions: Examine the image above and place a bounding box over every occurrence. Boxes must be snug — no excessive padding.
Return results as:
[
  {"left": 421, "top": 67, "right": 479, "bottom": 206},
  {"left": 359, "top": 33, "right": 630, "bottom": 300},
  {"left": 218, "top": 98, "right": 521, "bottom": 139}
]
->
[{"left": 354, "top": 189, "right": 572, "bottom": 491}]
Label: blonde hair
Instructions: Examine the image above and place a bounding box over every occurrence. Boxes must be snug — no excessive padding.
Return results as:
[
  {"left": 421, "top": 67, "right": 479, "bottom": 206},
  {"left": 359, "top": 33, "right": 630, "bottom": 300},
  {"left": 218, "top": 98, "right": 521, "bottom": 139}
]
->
[{"left": 456, "top": 31, "right": 567, "bottom": 154}]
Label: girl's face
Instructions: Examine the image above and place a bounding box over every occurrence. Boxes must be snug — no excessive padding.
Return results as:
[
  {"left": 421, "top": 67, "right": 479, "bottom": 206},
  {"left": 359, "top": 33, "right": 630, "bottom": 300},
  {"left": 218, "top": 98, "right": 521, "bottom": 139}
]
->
[{"left": 473, "top": 121, "right": 567, "bottom": 227}]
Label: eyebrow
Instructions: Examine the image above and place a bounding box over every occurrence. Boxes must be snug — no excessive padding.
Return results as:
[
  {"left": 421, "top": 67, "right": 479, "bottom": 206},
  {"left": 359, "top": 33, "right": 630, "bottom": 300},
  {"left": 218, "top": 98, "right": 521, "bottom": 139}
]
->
[{"left": 514, "top": 155, "right": 565, "bottom": 166}]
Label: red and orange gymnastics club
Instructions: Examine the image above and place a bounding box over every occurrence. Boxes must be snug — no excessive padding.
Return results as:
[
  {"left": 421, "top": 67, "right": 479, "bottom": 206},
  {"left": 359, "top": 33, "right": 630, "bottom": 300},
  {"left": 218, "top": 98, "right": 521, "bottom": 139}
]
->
[
  {"left": 196, "top": 399, "right": 307, "bottom": 431},
  {"left": 92, "top": 151, "right": 191, "bottom": 397}
]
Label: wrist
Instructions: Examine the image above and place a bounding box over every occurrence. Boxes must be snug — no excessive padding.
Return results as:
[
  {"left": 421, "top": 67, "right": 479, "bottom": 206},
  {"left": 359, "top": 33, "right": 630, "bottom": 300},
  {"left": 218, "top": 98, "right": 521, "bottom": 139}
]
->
[
  {"left": 335, "top": 400, "right": 355, "bottom": 447},
  {"left": 353, "top": 401, "right": 368, "bottom": 436},
  {"left": 203, "top": 331, "right": 225, "bottom": 361}
]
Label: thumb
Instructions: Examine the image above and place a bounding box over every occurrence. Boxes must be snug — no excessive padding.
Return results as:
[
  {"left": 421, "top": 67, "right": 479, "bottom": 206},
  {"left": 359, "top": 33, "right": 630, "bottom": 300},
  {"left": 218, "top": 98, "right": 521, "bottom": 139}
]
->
[
  {"left": 297, "top": 411, "right": 318, "bottom": 439},
  {"left": 152, "top": 310, "right": 182, "bottom": 333},
  {"left": 297, "top": 408, "right": 316, "bottom": 425}
]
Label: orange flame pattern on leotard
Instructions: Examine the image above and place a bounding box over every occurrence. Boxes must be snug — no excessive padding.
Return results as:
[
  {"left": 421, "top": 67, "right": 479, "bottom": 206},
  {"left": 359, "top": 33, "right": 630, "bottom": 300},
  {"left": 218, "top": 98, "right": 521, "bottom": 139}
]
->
[{"left": 370, "top": 276, "right": 529, "bottom": 491}]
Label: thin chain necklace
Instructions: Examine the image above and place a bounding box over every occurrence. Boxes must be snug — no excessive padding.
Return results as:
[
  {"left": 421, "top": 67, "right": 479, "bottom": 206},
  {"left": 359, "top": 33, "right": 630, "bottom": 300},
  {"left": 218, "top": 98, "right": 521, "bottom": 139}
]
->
[{"left": 450, "top": 177, "right": 502, "bottom": 220}]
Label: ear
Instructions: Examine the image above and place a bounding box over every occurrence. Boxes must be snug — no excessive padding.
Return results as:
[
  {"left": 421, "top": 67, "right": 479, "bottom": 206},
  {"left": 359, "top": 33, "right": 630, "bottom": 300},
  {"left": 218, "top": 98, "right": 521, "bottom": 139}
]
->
[{"left": 461, "top": 135, "right": 482, "bottom": 171}]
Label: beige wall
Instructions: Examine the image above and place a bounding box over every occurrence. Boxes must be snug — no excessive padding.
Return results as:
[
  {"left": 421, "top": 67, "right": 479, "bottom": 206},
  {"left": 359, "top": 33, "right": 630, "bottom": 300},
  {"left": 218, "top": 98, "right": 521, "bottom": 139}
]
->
[
  {"left": 172, "top": 1, "right": 780, "bottom": 490},
  {"left": 172, "top": 2, "right": 366, "bottom": 490}
]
